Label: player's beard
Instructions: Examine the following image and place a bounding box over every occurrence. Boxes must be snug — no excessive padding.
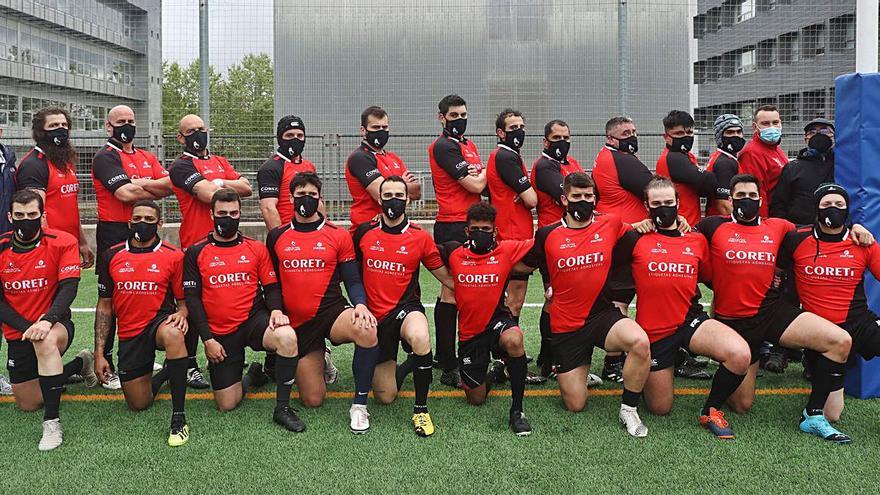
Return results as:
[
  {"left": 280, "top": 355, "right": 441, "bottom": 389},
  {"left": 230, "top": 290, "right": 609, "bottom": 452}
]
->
[{"left": 43, "top": 142, "right": 78, "bottom": 171}]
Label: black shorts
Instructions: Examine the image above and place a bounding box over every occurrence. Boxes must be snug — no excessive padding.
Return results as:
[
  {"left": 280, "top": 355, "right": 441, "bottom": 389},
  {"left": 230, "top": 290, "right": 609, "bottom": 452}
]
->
[
  {"left": 649, "top": 312, "right": 710, "bottom": 372},
  {"left": 208, "top": 310, "right": 269, "bottom": 390},
  {"left": 117, "top": 311, "right": 172, "bottom": 382},
  {"left": 716, "top": 300, "right": 803, "bottom": 363},
  {"left": 433, "top": 221, "right": 468, "bottom": 244},
  {"left": 843, "top": 312, "right": 880, "bottom": 363},
  {"left": 6, "top": 320, "right": 74, "bottom": 384},
  {"left": 377, "top": 302, "right": 424, "bottom": 363},
  {"left": 96, "top": 221, "right": 131, "bottom": 257},
  {"left": 509, "top": 270, "right": 532, "bottom": 282},
  {"left": 608, "top": 266, "right": 635, "bottom": 305},
  {"left": 295, "top": 301, "right": 351, "bottom": 356},
  {"left": 458, "top": 317, "right": 518, "bottom": 388},
  {"left": 553, "top": 308, "right": 626, "bottom": 374}
]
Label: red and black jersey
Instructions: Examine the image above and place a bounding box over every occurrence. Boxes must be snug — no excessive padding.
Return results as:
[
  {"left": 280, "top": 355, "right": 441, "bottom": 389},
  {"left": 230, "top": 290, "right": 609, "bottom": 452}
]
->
[
  {"left": 737, "top": 134, "right": 789, "bottom": 219},
  {"left": 522, "top": 213, "right": 631, "bottom": 334},
  {"left": 779, "top": 228, "right": 880, "bottom": 325},
  {"left": 655, "top": 148, "right": 715, "bottom": 227},
  {"left": 168, "top": 153, "right": 242, "bottom": 248},
  {"left": 428, "top": 134, "right": 484, "bottom": 223},
  {"left": 92, "top": 140, "right": 168, "bottom": 223},
  {"left": 486, "top": 145, "right": 534, "bottom": 240},
  {"left": 0, "top": 229, "right": 80, "bottom": 341},
  {"left": 15, "top": 148, "right": 80, "bottom": 239},
  {"left": 345, "top": 144, "right": 409, "bottom": 229},
  {"left": 256, "top": 152, "right": 316, "bottom": 225},
  {"left": 183, "top": 234, "right": 277, "bottom": 336},
  {"left": 623, "top": 231, "right": 709, "bottom": 342},
  {"left": 97, "top": 239, "right": 184, "bottom": 341},
  {"left": 592, "top": 146, "right": 653, "bottom": 224},
  {"left": 530, "top": 153, "right": 584, "bottom": 228},
  {"left": 353, "top": 219, "right": 443, "bottom": 322},
  {"left": 266, "top": 217, "right": 356, "bottom": 327},
  {"left": 695, "top": 216, "right": 794, "bottom": 318},
  {"left": 442, "top": 239, "right": 533, "bottom": 342},
  {"left": 706, "top": 149, "right": 739, "bottom": 216}
]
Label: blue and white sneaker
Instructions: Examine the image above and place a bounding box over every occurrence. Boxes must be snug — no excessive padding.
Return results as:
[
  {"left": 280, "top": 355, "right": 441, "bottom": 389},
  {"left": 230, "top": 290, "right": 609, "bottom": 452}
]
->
[{"left": 799, "top": 409, "right": 851, "bottom": 444}]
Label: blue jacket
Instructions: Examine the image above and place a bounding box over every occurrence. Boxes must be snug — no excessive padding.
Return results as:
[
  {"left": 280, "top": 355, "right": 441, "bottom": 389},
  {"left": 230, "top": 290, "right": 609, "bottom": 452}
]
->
[{"left": 0, "top": 143, "right": 17, "bottom": 233}]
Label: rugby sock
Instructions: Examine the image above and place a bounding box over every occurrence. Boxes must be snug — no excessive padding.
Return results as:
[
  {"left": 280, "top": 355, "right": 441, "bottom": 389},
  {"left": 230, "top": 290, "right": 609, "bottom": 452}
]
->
[
  {"left": 537, "top": 311, "right": 551, "bottom": 367},
  {"left": 434, "top": 299, "right": 458, "bottom": 371},
  {"left": 622, "top": 388, "right": 641, "bottom": 408},
  {"left": 184, "top": 329, "right": 199, "bottom": 370},
  {"left": 264, "top": 352, "right": 277, "bottom": 379},
  {"left": 806, "top": 355, "right": 847, "bottom": 416},
  {"left": 62, "top": 357, "right": 84, "bottom": 378},
  {"left": 412, "top": 351, "right": 433, "bottom": 413},
  {"left": 352, "top": 345, "right": 380, "bottom": 405},
  {"left": 512, "top": 314, "right": 520, "bottom": 325},
  {"left": 166, "top": 357, "right": 188, "bottom": 416},
  {"left": 507, "top": 354, "right": 527, "bottom": 414},
  {"left": 702, "top": 364, "right": 746, "bottom": 415},
  {"left": 274, "top": 355, "right": 299, "bottom": 410},
  {"left": 152, "top": 366, "right": 169, "bottom": 396},
  {"left": 605, "top": 353, "right": 625, "bottom": 367},
  {"left": 39, "top": 373, "right": 65, "bottom": 421}
]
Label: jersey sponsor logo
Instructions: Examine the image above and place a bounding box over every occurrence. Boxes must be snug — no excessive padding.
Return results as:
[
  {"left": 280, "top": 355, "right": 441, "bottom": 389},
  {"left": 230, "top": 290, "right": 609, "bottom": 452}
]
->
[
  {"left": 364, "top": 168, "right": 380, "bottom": 178},
  {"left": 647, "top": 261, "right": 696, "bottom": 275},
  {"left": 183, "top": 280, "right": 197, "bottom": 288},
  {"left": 650, "top": 242, "right": 667, "bottom": 254},
  {"left": 237, "top": 255, "right": 251, "bottom": 264},
  {"left": 284, "top": 241, "right": 301, "bottom": 252},
  {"left": 517, "top": 176, "right": 529, "bottom": 185},
  {"left": 689, "top": 317, "right": 702, "bottom": 328},
  {"left": 456, "top": 272, "right": 500, "bottom": 285},
  {"left": 35, "top": 259, "right": 45, "bottom": 269},
  {"left": 107, "top": 173, "right": 128, "bottom": 186},
  {"left": 60, "top": 183, "right": 78, "bottom": 195},
  {"left": 724, "top": 250, "right": 775, "bottom": 262},
  {"left": 370, "top": 240, "right": 385, "bottom": 252},
  {"left": 97, "top": 282, "right": 106, "bottom": 292},
  {"left": 184, "top": 172, "right": 201, "bottom": 186},
  {"left": 760, "top": 235, "right": 774, "bottom": 244},
  {"left": 487, "top": 255, "right": 499, "bottom": 265},
  {"left": 558, "top": 238, "right": 576, "bottom": 250},
  {"left": 118, "top": 262, "right": 135, "bottom": 273},
  {"left": 60, "top": 264, "right": 79, "bottom": 274},
  {"left": 3, "top": 278, "right": 48, "bottom": 291},
  {"left": 314, "top": 241, "right": 325, "bottom": 251},
  {"left": 209, "top": 256, "right": 226, "bottom": 267},
  {"left": 3, "top": 262, "right": 19, "bottom": 274},
  {"left": 803, "top": 265, "right": 856, "bottom": 278},
  {"left": 281, "top": 258, "right": 326, "bottom": 269},
  {"left": 454, "top": 160, "right": 468, "bottom": 171},
  {"left": 683, "top": 246, "right": 693, "bottom": 256},
  {"left": 365, "top": 258, "right": 406, "bottom": 273},
  {"left": 840, "top": 249, "right": 854, "bottom": 259},
  {"left": 727, "top": 233, "right": 747, "bottom": 244},
  {"left": 556, "top": 252, "right": 605, "bottom": 270},
  {"left": 259, "top": 186, "right": 279, "bottom": 194},
  {"left": 396, "top": 245, "right": 408, "bottom": 255},
  {"left": 147, "top": 263, "right": 160, "bottom": 273},
  {"left": 590, "top": 233, "right": 603, "bottom": 243},
  {"left": 116, "top": 280, "right": 159, "bottom": 292},
  {"left": 208, "top": 272, "right": 252, "bottom": 285},
  {"left": 650, "top": 358, "right": 659, "bottom": 367}
]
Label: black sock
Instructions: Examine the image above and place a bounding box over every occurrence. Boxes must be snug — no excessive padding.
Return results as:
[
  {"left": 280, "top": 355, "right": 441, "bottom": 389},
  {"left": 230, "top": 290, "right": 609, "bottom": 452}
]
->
[
  {"left": 605, "top": 353, "right": 625, "bottom": 367},
  {"left": 412, "top": 351, "right": 433, "bottom": 413},
  {"left": 537, "top": 311, "right": 551, "bottom": 366},
  {"left": 274, "top": 355, "right": 299, "bottom": 410},
  {"left": 62, "top": 357, "right": 84, "bottom": 379},
  {"left": 264, "top": 352, "right": 277, "bottom": 373},
  {"left": 184, "top": 329, "right": 199, "bottom": 369},
  {"left": 352, "top": 345, "right": 380, "bottom": 405},
  {"left": 511, "top": 314, "right": 520, "bottom": 325},
  {"left": 702, "top": 364, "right": 746, "bottom": 415},
  {"left": 434, "top": 299, "right": 458, "bottom": 371},
  {"left": 39, "top": 373, "right": 65, "bottom": 421},
  {"left": 152, "top": 366, "right": 169, "bottom": 397},
  {"left": 622, "top": 388, "right": 640, "bottom": 408},
  {"left": 166, "top": 357, "right": 188, "bottom": 418},
  {"left": 507, "top": 354, "right": 527, "bottom": 414},
  {"left": 806, "top": 355, "right": 847, "bottom": 416}
]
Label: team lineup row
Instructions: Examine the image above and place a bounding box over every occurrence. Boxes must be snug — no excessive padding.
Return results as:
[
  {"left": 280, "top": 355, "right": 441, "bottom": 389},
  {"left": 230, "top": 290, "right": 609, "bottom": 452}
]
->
[{"left": 2, "top": 97, "right": 869, "bottom": 452}]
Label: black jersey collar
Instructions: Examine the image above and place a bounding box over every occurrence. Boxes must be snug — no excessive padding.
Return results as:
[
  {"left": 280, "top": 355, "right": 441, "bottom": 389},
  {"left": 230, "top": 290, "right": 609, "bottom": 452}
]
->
[
  {"left": 11, "top": 232, "right": 42, "bottom": 253},
  {"left": 291, "top": 214, "right": 326, "bottom": 232},
  {"left": 107, "top": 139, "right": 135, "bottom": 153},
  {"left": 380, "top": 216, "right": 409, "bottom": 234},
  {"left": 560, "top": 216, "right": 594, "bottom": 230},
  {"left": 732, "top": 215, "right": 760, "bottom": 227},
  {"left": 442, "top": 131, "right": 467, "bottom": 144},
  {"left": 183, "top": 151, "right": 211, "bottom": 160},
  {"left": 655, "top": 228, "right": 683, "bottom": 238},
  {"left": 209, "top": 232, "right": 243, "bottom": 247},
  {"left": 275, "top": 150, "right": 302, "bottom": 164},
  {"left": 813, "top": 226, "right": 849, "bottom": 243},
  {"left": 126, "top": 237, "right": 162, "bottom": 253},
  {"left": 497, "top": 144, "right": 520, "bottom": 155}
]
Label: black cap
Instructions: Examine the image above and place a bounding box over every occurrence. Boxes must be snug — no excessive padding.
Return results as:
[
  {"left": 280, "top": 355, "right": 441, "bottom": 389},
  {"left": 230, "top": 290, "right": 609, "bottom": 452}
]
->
[
  {"left": 276, "top": 115, "right": 305, "bottom": 144},
  {"left": 804, "top": 118, "right": 834, "bottom": 134},
  {"left": 814, "top": 182, "right": 849, "bottom": 210}
]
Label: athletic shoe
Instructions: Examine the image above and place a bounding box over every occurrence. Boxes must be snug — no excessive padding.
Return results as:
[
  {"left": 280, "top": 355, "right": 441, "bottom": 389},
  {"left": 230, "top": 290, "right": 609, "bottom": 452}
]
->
[
  {"left": 38, "top": 419, "right": 63, "bottom": 451},
  {"left": 65, "top": 374, "right": 84, "bottom": 384},
  {"left": 760, "top": 352, "right": 788, "bottom": 374},
  {"left": 619, "top": 405, "right": 648, "bottom": 438},
  {"left": 324, "top": 348, "right": 338, "bottom": 385},
  {"left": 153, "top": 362, "right": 164, "bottom": 373},
  {"left": 700, "top": 407, "right": 734, "bottom": 440},
  {"left": 349, "top": 404, "right": 370, "bottom": 434},
  {"left": 675, "top": 363, "right": 712, "bottom": 380},
  {"left": 539, "top": 360, "right": 554, "bottom": 379},
  {"left": 273, "top": 405, "right": 306, "bottom": 432},
  {"left": 587, "top": 373, "right": 603, "bottom": 388},
  {"left": 412, "top": 412, "right": 435, "bottom": 437},
  {"left": 490, "top": 360, "right": 507, "bottom": 384},
  {"left": 0, "top": 374, "right": 12, "bottom": 395},
  {"left": 525, "top": 371, "right": 547, "bottom": 385},
  {"left": 245, "top": 362, "right": 269, "bottom": 389},
  {"left": 440, "top": 368, "right": 463, "bottom": 389},
  {"left": 602, "top": 360, "right": 624, "bottom": 383},
  {"left": 509, "top": 411, "right": 532, "bottom": 436},
  {"left": 76, "top": 349, "right": 99, "bottom": 388},
  {"left": 168, "top": 419, "right": 190, "bottom": 447},
  {"left": 186, "top": 368, "right": 210, "bottom": 389},
  {"left": 101, "top": 372, "right": 122, "bottom": 390},
  {"left": 799, "top": 409, "right": 851, "bottom": 444}
]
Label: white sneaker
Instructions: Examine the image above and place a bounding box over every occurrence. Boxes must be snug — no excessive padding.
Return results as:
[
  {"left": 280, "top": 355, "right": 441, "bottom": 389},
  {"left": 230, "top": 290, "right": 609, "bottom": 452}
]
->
[
  {"left": 587, "top": 373, "right": 603, "bottom": 388},
  {"left": 38, "top": 419, "right": 63, "bottom": 451},
  {"left": 619, "top": 404, "right": 648, "bottom": 438},
  {"left": 153, "top": 362, "right": 164, "bottom": 373},
  {"left": 76, "top": 349, "right": 99, "bottom": 388},
  {"left": 0, "top": 374, "right": 12, "bottom": 395},
  {"left": 324, "top": 348, "right": 338, "bottom": 385},
  {"left": 349, "top": 404, "right": 370, "bottom": 434},
  {"left": 102, "top": 372, "right": 122, "bottom": 390}
]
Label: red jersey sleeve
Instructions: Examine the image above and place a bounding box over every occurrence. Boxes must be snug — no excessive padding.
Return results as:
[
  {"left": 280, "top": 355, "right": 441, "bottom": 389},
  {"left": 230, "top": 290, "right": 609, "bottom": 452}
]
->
[
  {"left": 336, "top": 228, "right": 357, "bottom": 263},
  {"left": 502, "top": 239, "right": 535, "bottom": 264},
  {"left": 55, "top": 234, "right": 82, "bottom": 281},
  {"left": 256, "top": 242, "right": 278, "bottom": 286},
  {"left": 697, "top": 234, "right": 712, "bottom": 283},
  {"left": 419, "top": 230, "right": 444, "bottom": 270},
  {"left": 867, "top": 243, "right": 880, "bottom": 280},
  {"left": 171, "top": 250, "right": 185, "bottom": 300}
]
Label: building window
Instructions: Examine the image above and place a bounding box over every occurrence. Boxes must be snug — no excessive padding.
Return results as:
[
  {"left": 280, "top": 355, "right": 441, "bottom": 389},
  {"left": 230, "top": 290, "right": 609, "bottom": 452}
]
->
[
  {"left": 70, "top": 103, "right": 106, "bottom": 131},
  {"left": 780, "top": 31, "right": 800, "bottom": 64},
  {"left": 757, "top": 38, "right": 778, "bottom": 68},
  {"left": 803, "top": 23, "right": 826, "bottom": 57},
  {"left": 803, "top": 89, "right": 826, "bottom": 120},
  {"left": 22, "top": 97, "right": 66, "bottom": 126},
  {"left": 107, "top": 57, "right": 134, "bottom": 86},
  {"left": 722, "top": 51, "right": 737, "bottom": 78},
  {"left": 0, "top": 94, "right": 19, "bottom": 127},
  {"left": 736, "top": 47, "right": 756, "bottom": 74},
  {"left": 706, "top": 56, "right": 722, "bottom": 81},
  {"left": 19, "top": 30, "right": 67, "bottom": 72},
  {"left": 69, "top": 46, "right": 105, "bottom": 80},
  {"left": 706, "top": 7, "right": 722, "bottom": 33},
  {"left": 694, "top": 14, "right": 706, "bottom": 39},
  {"left": 757, "top": 0, "right": 778, "bottom": 11},
  {"left": 831, "top": 15, "right": 856, "bottom": 51},
  {"left": 737, "top": 0, "right": 755, "bottom": 23},
  {"left": 778, "top": 93, "right": 800, "bottom": 123},
  {"left": 0, "top": 23, "right": 17, "bottom": 62},
  {"left": 721, "top": 2, "right": 738, "bottom": 28}
]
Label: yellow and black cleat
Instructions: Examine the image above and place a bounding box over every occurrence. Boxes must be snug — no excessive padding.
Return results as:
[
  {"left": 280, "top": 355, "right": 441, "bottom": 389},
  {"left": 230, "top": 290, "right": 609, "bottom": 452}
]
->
[
  {"left": 168, "top": 423, "right": 190, "bottom": 447},
  {"left": 412, "top": 412, "right": 435, "bottom": 437}
]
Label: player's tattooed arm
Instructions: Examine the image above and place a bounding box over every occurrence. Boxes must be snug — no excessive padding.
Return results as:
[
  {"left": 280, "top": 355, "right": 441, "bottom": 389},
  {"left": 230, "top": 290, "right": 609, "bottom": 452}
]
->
[{"left": 93, "top": 298, "right": 114, "bottom": 383}]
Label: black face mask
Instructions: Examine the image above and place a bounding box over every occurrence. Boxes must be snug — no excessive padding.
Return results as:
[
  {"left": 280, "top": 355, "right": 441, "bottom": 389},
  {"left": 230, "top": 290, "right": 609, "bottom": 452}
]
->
[
  {"left": 650, "top": 205, "right": 679, "bottom": 229},
  {"left": 818, "top": 206, "right": 847, "bottom": 229},
  {"left": 381, "top": 198, "right": 406, "bottom": 220},
  {"left": 129, "top": 221, "right": 158, "bottom": 243},
  {"left": 213, "top": 215, "right": 239, "bottom": 238},
  {"left": 547, "top": 140, "right": 571, "bottom": 162},
  {"left": 808, "top": 133, "right": 833, "bottom": 155},
  {"left": 669, "top": 135, "right": 694, "bottom": 153},
  {"left": 567, "top": 200, "right": 595, "bottom": 222},
  {"left": 365, "top": 129, "right": 389, "bottom": 149},
  {"left": 42, "top": 128, "right": 69, "bottom": 148},
  {"left": 720, "top": 136, "right": 746, "bottom": 155},
  {"left": 278, "top": 138, "right": 305, "bottom": 159},
  {"left": 732, "top": 198, "right": 760, "bottom": 222},
  {"left": 293, "top": 195, "right": 320, "bottom": 218},
  {"left": 614, "top": 136, "right": 638, "bottom": 154},
  {"left": 467, "top": 230, "right": 496, "bottom": 255},
  {"left": 444, "top": 118, "right": 467, "bottom": 138},
  {"left": 183, "top": 130, "right": 208, "bottom": 154},
  {"left": 112, "top": 123, "right": 136, "bottom": 144},
  {"left": 12, "top": 218, "right": 41, "bottom": 241},
  {"left": 502, "top": 128, "right": 526, "bottom": 151}
]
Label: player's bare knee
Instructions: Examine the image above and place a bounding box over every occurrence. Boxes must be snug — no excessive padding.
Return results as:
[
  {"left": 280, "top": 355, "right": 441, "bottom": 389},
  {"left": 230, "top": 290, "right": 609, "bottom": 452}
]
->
[
  {"left": 354, "top": 327, "right": 378, "bottom": 348},
  {"left": 275, "top": 327, "right": 298, "bottom": 356},
  {"left": 16, "top": 399, "right": 42, "bottom": 412},
  {"left": 300, "top": 392, "right": 324, "bottom": 408},
  {"left": 33, "top": 335, "right": 59, "bottom": 356},
  {"left": 465, "top": 389, "right": 487, "bottom": 406},
  {"left": 725, "top": 348, "right": 752, "bottom": 375},
  {"left": 728, "top": 396, "right": 753, "bottom": 415},
  {"left": 408, "top": 331, "right": 431, "bottom": 356},
  {"left": 500, "top": 331, "right": 524, "bottom": 356},
  {"left": 563, "top": 395, "right": 586, "bottom": 412},
  {"left": 628, "top": 334, "right": 650, "bottom": 361},
  {"left": 126, "top": 397, "right": 153, "bottom": 411},
  {"left": 374, "top": 389, "right": 396, "bottom": 405},
  {"left": 829, "top": 331, "right": 852, "bottom": 361},
  {"left": 646, "top": 399, "right": 672, "bottom": 416}
]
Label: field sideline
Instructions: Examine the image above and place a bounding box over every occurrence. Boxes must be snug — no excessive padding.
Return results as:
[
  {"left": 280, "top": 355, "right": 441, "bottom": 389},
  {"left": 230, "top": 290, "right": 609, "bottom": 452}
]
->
[{"left": 2, "top": 269, "right": 880, "bottom": 494}]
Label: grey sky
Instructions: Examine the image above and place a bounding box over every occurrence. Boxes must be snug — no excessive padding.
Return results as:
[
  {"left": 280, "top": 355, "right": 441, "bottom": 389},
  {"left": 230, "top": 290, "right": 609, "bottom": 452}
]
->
[{"left": 162, "top": 0, "right": 273, "bottom": 73}]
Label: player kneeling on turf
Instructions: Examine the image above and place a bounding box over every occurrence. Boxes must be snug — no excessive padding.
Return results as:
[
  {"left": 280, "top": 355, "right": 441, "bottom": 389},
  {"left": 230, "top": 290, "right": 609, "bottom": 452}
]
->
[
  {"left": 184, "top": 188, "right": 304, "bottom": 431},
  {"left": 94, "top": 200, "right": 191, "bottom": 447},
  {"left": 353, "top": 176, "right": 455, "bottom": 437}
]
